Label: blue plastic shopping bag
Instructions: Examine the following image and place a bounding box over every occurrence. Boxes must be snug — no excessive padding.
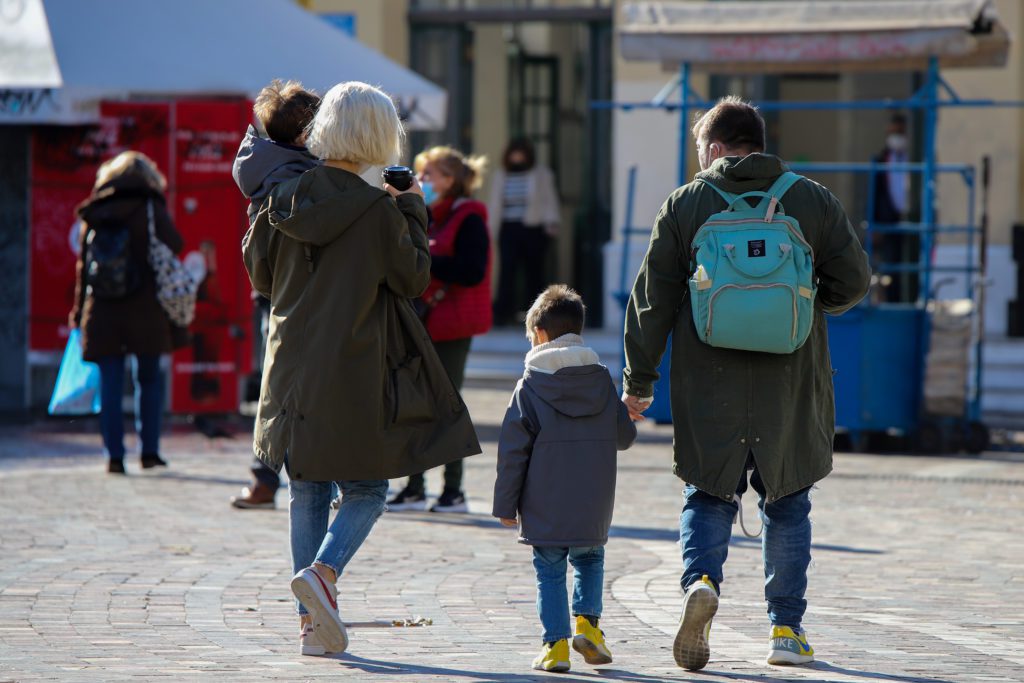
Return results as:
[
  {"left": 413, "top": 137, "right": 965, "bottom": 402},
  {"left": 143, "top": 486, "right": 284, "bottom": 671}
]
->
[{"left": 48, "top": 330, "right": 101, "bottom": 415}]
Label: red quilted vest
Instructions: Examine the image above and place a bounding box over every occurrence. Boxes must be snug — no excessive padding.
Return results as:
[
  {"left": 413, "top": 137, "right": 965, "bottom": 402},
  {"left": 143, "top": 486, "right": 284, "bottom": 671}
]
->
[{"left": 422, "top": 198, "right": 493, "bottom": 342}]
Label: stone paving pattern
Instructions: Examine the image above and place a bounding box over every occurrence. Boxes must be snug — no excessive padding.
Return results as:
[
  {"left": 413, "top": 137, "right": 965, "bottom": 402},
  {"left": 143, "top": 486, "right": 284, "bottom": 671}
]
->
[{"left": 1, "top": 381, "right": 1023, "bottom": 682}]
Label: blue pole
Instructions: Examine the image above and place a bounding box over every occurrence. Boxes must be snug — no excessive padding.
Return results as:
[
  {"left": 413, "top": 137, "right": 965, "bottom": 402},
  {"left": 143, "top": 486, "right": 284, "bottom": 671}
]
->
[
  {"left": 920, "top": 56, "right": 939, "bottom": 305},
  {"left": 679, "top": 62, "right": 690, "bottom": 186},
  {"left": 619, "top": 166, "right": 638, "bottom": 302}
]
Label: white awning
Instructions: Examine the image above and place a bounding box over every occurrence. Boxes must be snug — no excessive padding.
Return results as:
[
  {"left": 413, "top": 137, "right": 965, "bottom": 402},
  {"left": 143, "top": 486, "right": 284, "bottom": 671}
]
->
[
  {"left": 0, "top": 0, "right": 61, "bottom": 89},
  {"left": 0, "top": 0, "right": 446, "bottom": 128},
  {"left": 620, "top": 0, "right": 1010, "bottom": 73}
]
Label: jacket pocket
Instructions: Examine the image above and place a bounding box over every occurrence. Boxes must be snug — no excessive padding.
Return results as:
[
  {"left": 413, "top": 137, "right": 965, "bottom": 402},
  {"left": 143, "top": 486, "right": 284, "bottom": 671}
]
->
[{"left": 386, "top": 355, "right": 434, "bottom": 425}]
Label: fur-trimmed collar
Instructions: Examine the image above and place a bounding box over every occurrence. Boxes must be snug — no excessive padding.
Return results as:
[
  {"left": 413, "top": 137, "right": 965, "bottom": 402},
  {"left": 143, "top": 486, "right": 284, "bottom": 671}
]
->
[{"left": 525, "top": 334, "right": 601, "bottom": 374}]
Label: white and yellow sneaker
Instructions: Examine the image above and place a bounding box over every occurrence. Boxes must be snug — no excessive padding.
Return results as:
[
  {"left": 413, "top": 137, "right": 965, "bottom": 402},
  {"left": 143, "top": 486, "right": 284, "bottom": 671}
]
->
[
  {"left": 767, "top": 625, "right": 814, "bottom": 665},
  {"left": 673, "top": 574, "right": 718, "bottom": 670},
  {"left": 532, "top": 639, "right": 571, "bottom": 672},
  {"left": 572, "top": 615, "right": 612, "bottom": 665}
]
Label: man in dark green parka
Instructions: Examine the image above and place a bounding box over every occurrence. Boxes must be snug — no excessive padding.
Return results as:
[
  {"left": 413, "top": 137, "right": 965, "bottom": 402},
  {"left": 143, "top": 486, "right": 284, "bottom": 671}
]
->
[{"left": 622, "top": 97, "right": 870, "bottom": 671}]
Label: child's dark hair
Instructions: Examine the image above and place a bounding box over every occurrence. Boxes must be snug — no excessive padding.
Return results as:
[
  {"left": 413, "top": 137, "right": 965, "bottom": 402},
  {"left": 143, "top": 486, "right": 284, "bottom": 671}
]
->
[
  {"left": 253, "top": 80, "right": 321, "bottom": 145},
  {"left": 526, "top": 285, "right": 586, "bottom": 341}
]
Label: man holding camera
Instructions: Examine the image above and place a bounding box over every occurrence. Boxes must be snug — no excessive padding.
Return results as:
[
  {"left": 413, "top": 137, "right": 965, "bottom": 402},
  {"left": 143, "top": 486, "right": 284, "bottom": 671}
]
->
[{"left": 621, "top": 96, "right": 870, "bottom": 670}]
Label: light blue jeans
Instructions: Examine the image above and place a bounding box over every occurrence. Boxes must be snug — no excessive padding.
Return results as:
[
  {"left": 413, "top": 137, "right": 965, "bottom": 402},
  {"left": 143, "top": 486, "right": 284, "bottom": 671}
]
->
[
  {"left": 289, "top": 478, "right": 388, "bottom": 616},
  {"left": 533, "top": 545, "right": 605, "bottom": 643},
  {"left": 680, "top": 462, "right": 812, "bottom": 629}
]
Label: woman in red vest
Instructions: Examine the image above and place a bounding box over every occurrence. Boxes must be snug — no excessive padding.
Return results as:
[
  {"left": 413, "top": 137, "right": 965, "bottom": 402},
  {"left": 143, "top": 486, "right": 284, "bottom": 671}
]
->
[{"left": 388, "top": 146, "right": 492, "bottom": 513}]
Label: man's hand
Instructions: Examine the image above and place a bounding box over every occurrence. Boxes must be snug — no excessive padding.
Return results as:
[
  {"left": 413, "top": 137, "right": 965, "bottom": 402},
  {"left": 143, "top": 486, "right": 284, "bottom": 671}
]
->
[
  {"left": 499, "top": 518, "right": 518, "bottom": 528},
  {"left": 622, "top": 392, "right": 653, "bottom": 422}
]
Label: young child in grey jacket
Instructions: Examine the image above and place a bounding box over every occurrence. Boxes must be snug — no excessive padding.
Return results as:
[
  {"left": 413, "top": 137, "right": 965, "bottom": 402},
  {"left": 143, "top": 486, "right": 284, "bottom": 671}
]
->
[{"left": 493, "top": 284, "right": 637, "bottom": 673}]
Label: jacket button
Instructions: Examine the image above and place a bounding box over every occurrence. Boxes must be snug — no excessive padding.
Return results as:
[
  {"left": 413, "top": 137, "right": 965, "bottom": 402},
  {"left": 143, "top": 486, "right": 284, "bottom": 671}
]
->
[
  {"left": 740, "top": 438, "right": 746, "bottom": 444},
  {"left": 755, "top": 437, "right": 761, "bottom": 443}
]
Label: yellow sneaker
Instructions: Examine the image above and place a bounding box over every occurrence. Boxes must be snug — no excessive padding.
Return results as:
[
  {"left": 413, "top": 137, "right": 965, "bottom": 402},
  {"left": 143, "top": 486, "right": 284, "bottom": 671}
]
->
[
  {"left": 532, "top": 639, "right": 571, "bottom": 672},
  {"left": 572, "top": 615, "right": 613, "bottom": 665},
  {"left": 767, "top": 625, "right": 815, "bottom": 665},
  {"left": 673, "top": 574, "right": 719, "bottom": 670}
]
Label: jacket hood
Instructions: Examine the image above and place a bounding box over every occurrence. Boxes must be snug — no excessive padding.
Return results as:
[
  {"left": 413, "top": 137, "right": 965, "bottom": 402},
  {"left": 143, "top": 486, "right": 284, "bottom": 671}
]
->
[
  {"left": 523, "top": 334, "right": 610, "bottom": 418},
  {"left": 265, "top": 165, "right": 387, "bottom": 247},
  {"left": 696, "top": 153, "right": 788, "bottom": 194},
  {"left": 232, "top": 125, "right": 320, "bottom": 201},
  {"left": 77, "top": 176, "right": 164, "bottom": 226}
]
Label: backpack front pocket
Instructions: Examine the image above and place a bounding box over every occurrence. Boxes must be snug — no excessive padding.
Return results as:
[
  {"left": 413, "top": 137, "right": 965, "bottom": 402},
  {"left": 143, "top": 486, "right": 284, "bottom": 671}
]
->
[{"left": 706, "top": 283, "right": 799, "bottom": 354}]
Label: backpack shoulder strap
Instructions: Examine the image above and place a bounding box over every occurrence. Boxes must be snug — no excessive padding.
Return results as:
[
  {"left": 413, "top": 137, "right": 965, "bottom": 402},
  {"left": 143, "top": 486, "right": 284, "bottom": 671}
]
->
[
  {"left": 697, "top": 179, "right": 738, "bottom": 209},
  {"left": 765, "top": 171, "right": 802, "bottom": 201}
]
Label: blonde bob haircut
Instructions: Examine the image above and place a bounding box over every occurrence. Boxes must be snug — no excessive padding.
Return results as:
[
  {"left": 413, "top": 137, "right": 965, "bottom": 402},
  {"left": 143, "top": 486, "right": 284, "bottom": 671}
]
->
[
  {"left": 94, "top": 151, "right": 167, "bottom": 193},
  {"left": 305, "top": 81, "right": 404, "bottom": 170},
  {"left": 414, "top": 146, "right": 487, "bottom": 199}
]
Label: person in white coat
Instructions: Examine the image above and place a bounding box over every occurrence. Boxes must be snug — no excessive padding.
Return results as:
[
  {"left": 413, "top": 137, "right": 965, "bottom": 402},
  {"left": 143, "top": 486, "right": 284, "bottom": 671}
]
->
[{"left": 489, "top": 138, "right": 561, "bottom": 325}]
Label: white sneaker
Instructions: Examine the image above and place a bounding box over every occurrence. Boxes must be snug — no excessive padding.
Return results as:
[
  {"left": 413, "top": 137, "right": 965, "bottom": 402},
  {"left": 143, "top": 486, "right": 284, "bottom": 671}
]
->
[
  {"left": 291, "top": 567, "right": 349, "bottom": 653},
  {"left": 299, "top": 623, "right": 326, "bottom": 656},
  {"left": 673, "top": 574, "right": 719, "bottom": 670}
]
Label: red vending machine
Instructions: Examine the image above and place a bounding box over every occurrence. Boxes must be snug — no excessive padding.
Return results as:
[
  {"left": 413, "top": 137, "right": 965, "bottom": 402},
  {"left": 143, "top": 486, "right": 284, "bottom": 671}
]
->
[{"left": 168, "top": 100, "right": 253, "bottom": 415}]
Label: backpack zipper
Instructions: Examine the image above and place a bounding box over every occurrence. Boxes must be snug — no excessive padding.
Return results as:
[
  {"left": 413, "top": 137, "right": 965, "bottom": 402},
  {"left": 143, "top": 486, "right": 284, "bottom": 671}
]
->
[
  {"left": 697, "top": 218, "right": 814, "bottom": 255},
  {"left": 706, "top": 283, "right": 798, "bottom": 341}
]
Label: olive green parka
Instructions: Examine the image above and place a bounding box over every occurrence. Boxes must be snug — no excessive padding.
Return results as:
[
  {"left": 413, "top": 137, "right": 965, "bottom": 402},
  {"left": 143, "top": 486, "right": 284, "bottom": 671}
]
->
[
  {"left": 242, "top": 166, "right": 481, "bottom": 481},
  {"left": 623, "top": 154, "right": 871, "bottom": 502}
]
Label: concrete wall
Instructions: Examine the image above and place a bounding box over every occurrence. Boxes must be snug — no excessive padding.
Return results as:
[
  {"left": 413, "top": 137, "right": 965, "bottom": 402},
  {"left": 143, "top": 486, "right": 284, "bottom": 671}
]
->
[
  {"left": 304, "top": 0, "right": 408, "bottom": 65},
  {"left": 939, "top": 0, "right": 1023, "bottom": 249}
]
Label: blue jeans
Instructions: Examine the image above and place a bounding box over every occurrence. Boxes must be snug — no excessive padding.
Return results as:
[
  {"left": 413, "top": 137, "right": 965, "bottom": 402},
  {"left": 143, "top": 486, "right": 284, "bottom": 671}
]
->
[
  {"left": 289, "top": 478, "right": 388, "bottom": 615},
  {"left": 533, "top": 545, "right": 605, "bottom": 643},
  {"left": 97, "top": 354, "right": 163, "bottom": 461},
  {"left": 680, "top": 462, "right": 812, "bottom": 629}
]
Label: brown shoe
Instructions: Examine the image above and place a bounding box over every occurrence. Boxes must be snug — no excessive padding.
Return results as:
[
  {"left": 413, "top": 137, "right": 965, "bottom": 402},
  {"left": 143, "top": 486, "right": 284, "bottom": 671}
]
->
[{"left": 231, "top": 482, "right": 277, "bottom": 509}]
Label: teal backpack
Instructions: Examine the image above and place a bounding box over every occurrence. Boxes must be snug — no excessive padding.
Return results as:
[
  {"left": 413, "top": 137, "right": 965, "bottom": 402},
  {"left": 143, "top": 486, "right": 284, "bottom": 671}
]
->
[{"left": 689, "top": 171, "right": 816, "bottom": 355}]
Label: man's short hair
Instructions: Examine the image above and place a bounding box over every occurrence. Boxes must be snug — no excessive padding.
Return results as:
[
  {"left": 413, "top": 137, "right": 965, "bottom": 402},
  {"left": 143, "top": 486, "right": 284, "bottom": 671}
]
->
[
  {"left": 691, "top": 95, "right": 766, "bottom": 153},
  {"left": 253, "top": 80, "right": 321, "bottom": 145},
  {"left": 526, "top": 285, "right": 586, "bottom": 341}
]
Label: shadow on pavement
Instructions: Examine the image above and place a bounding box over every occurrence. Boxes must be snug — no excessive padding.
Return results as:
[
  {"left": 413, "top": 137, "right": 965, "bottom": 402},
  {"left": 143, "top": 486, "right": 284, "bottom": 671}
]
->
[
  {"left": 798, "top": 661, "right": 954, "bottom": 683},
  {"left": 382, "top": 513, "right": 883, "bottom": 555},
  {"left": 335, "top": 653, "right": 708, "bottom": 682}
]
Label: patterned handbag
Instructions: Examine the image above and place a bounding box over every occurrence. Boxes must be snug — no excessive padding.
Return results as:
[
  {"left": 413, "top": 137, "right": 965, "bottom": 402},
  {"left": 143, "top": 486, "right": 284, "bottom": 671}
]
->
[{"left": 146, "top": 201, "right": 197, "bottom": 326}]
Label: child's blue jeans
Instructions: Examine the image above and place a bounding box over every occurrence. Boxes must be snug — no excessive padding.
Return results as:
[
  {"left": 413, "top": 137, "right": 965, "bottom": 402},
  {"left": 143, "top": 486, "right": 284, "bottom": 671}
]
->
[{"left": 533, "top": 545, "right": 605, "bottom": 643}]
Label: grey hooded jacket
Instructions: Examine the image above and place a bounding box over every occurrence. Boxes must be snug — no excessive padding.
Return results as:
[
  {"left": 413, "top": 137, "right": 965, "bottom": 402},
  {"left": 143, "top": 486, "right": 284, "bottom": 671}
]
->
[
  {"left": 493, "top": 335, "right": 637, "bottom": 547},
  {"left": 232, "top": 125, "right": 320, "bottom": 221}
]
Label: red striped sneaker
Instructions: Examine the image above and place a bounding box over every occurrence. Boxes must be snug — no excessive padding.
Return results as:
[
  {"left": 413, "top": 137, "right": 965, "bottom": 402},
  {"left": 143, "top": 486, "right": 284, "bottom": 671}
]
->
[{"left": 290, "top": 567, "right": 348, "bottom": 653}]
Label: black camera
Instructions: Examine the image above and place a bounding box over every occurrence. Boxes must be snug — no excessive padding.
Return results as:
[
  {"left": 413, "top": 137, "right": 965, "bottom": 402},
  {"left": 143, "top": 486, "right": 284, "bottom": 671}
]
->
[{"left": 382, "top": 166, "right": 414, "bottom": 191}]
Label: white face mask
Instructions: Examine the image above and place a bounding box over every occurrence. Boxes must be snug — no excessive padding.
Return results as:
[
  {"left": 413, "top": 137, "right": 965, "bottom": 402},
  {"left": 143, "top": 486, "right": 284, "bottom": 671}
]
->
[{"left": 886, "top": 134, "right": 908, "bottom": 153}]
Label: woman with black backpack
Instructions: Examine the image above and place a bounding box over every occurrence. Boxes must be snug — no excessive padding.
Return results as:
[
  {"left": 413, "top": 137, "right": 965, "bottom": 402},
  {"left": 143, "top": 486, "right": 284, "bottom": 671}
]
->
[{"left": 69, "top": 151, "right": 184, "bottom": 474}]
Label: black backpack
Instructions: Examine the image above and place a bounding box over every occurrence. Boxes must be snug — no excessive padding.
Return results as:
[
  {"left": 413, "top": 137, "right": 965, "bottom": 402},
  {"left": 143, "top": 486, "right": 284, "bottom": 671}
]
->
[{"left": 85, "top": 224, "right": 140, "bottom": 299}]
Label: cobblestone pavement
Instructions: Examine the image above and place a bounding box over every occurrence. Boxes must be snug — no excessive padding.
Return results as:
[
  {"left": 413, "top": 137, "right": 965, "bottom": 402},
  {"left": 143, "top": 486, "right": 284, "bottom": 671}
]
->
[{"left": 1, "top": 381, "right": 1024, "bottom": 682}]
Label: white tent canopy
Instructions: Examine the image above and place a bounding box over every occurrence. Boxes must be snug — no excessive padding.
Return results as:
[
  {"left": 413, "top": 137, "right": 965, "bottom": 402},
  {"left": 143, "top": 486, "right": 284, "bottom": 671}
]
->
[
  {"left": 621, "top": 0, "right": 1010, "bottom": 73},
  {"left": 0, "top": 0, "right": 446, "bottom": 129},
  {"left": 0, "top": 0, "right": 61, "bottom": 89}
]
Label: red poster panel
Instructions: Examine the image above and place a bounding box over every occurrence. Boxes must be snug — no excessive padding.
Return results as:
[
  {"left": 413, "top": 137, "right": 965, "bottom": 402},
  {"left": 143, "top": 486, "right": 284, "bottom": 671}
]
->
[
  {"left": 168, "top": 99, "right": 253, "bottom": 414},
  {"left": 30, "top": 105, "right": 172, "bottom": 352}
]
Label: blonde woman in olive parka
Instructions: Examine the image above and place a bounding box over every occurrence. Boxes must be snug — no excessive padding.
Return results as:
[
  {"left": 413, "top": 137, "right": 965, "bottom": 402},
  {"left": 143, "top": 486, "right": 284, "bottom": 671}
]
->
[{"left": 242, "top": 82, "right": 480, "bottom": 658}]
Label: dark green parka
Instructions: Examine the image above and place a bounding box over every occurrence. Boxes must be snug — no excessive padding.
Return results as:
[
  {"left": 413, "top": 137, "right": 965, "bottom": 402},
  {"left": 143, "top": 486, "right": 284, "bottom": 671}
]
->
[
  {"left": 242, "top": 165, "right": 481, "bottom": 481},
  {"left": 623, "top": 154, "right": 871, "bottom": 502}
]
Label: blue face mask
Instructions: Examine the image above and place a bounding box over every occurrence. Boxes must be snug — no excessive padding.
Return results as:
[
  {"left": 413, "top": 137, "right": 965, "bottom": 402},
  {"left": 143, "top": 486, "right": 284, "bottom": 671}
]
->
[{"left": 420, "top": 180, "right": 438, "bottom": 206}]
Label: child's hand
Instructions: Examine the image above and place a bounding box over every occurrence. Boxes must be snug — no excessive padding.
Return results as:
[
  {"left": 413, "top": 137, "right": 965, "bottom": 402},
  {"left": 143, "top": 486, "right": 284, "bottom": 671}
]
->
[{"left": 499, "top": 518, "right": 518, "bottom": 528}]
